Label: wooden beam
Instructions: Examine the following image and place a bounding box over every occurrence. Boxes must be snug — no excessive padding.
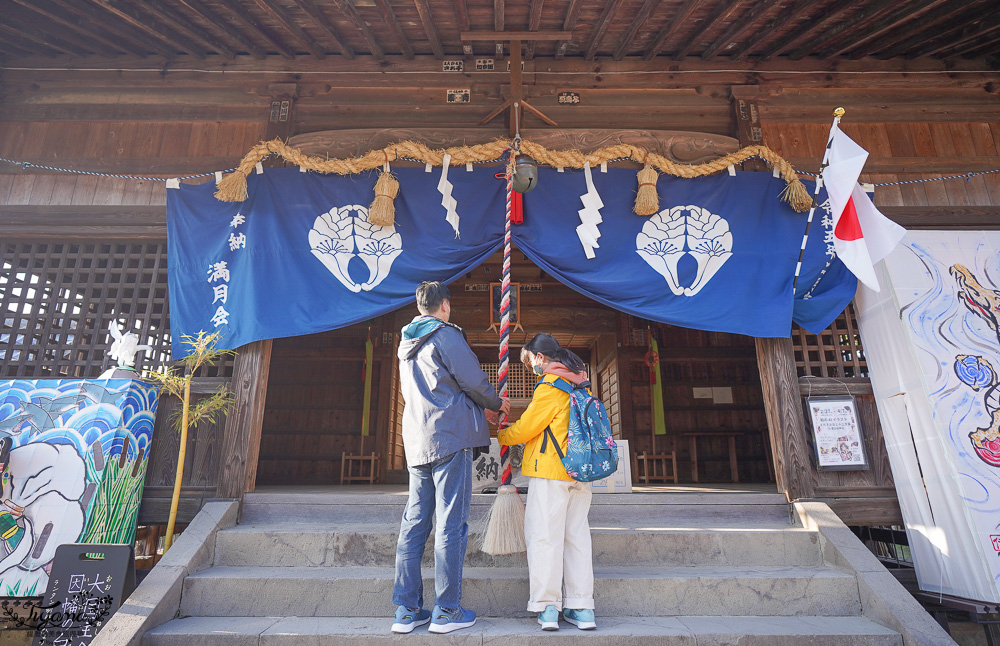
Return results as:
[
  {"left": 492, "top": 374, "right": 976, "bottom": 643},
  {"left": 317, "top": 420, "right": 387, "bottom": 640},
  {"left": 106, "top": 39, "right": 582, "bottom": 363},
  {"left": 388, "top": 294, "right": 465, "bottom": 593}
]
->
[
  {"left": 374, "top": 0, "right": 414, "bottom": 59},
  {"left": 47, "top": 0, "right": 178, "bottom": 58},
  {"left": 809, "top": 497, "right": 903, "bottom": 526},
  {"left": 931, "top": 15, "right": 1000, "bottom": 58},
  {"left": 852, "top": 1, "right": 988, "bottom": 60},
  {"left": 0, "top": 206, "right": 168, "bottom": 239},
  {"left": 643, "top": 0, "right": 700, "bottom": 61},
  {"left": 414, "top": 0, "right": 446, "bottom": 58},
  {"left": 8, "top": 0, "right": 124, "bottom": 58},
  {"left": 584, "top": 0, "right": 625, "bottom": 60},
  {"left": 0, "top": 41, "right": 33, "bottom": 57},
  {"left": 327, "top": 0, "right": 385, "bottom": 60},
  {"left": 803, "top": 0, "right": 949, "bottom": 61},
  {"left": 729, "top": 89, "right": 767, "bottom": 171},
  {"left": 798, "top": 378, "right": 874, "bottom": 396},
  {"left": 0, "top": 22, "right": 89, "bottom": 57},
  {"left": 143, "top": 0, "right": 241, "bottom": 59},
  {"left": 786, "top": 156, "right": 1000, "bottom": 175},
  {"left": 494, "top": 0, "right": 505, "bottom": 32},
  {"left": 86, "top": 0, "right": 209, "bottom": 58},
  {"left": 461, "top": 31, "right": 574, "bottom": 41},
  {"left": 509, "top": 37, "right": 523, "bottom": 134},
  {"left": 950, "top": 31, "right": 1000, "bottom": 59},
  {"left": 289, "top": 0, "right": 355, "bottom": 58},
  {"left": 613, "top": 0, "right": 660, "bottom": 61},
  {"left": 728, "top": 0, "right": 814, "bottom": 61},
  {"left": 216, "top": 339, "right": 273, "bottom": 497},
  {"left": 138, "top": 495, "right": 211, "bottom": 525},
  {"left": 454, "top": 0, "right": 471, "bottom": 32},
  {"left": 525, "top": 0, "right": 545, "bottom": 60},
  {"left": 878, "top": 206, "right": 1000, "bottom": 229},
  {"left": 554, "top": 0, "right": 583, "bottom": 59},
  {"left": 701, "top": 0, "right": 784, "bottom": 60},
  {"left": 172, "top": 0, "right": 267, "bottom": 59},
  {"left": 755, "top": 2, "right": 856, "bottom": 61},
  {"left": 0, "top": 104, "right": 266, "bottom": 122},
  {"left": 251, "top": 0, "right": 327, "bottom": 59},
  {"left": 672, "top": 0, "right": 747, "bottom": 61},
  {"left": 214, "top": 0, "right": 297, "bottom": 59}
]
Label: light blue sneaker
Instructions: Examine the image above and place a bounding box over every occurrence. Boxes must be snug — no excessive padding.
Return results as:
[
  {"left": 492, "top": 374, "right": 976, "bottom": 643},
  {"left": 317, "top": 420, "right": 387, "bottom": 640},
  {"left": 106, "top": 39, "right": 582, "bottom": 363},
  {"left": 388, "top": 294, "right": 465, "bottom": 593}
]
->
[
  {"left": 538, "top": 605, "right": 560, "bottom": 631},
  {"left": 390, "top": 605, "right": 431, "bottom": 634},
  {"left": 563, "top": 608, "right": 596, "bottom": 630},
  {"left": 427, "top": 605, "right": 477, "bottom": 634}
]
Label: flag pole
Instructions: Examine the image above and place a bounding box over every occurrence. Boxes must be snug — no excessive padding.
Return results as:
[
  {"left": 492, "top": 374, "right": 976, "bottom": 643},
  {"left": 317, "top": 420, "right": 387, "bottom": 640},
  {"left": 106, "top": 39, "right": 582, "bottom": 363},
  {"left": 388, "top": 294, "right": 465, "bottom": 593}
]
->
[{"left": 791, "top": 107, "right": 845, "bottom": 296}]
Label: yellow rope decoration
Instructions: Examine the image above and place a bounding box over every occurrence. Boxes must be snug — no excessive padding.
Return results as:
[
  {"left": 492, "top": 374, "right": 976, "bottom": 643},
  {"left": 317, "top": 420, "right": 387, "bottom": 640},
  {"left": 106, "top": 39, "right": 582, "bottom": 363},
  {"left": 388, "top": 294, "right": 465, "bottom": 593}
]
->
[{"left": 215, "top": 137, "right": 811, "bottom": 213}]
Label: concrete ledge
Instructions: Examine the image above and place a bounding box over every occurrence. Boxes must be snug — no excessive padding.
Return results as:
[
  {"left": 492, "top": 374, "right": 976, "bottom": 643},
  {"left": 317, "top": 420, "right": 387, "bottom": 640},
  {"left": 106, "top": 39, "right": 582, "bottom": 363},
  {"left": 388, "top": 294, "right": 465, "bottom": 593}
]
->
[
  {"left": 91, "top": 500, "right": 239, "bottom": 646},
  {"left": 793, "top": 502, "right": 956, "bottom": 646}
]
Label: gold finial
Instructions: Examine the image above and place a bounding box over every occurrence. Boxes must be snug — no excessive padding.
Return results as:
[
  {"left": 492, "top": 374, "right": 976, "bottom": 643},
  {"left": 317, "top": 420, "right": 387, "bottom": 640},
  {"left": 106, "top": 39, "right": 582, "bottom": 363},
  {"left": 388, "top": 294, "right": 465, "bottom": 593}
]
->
[{"left": 833, "top": 107, "right": 846, "bottom": 118}]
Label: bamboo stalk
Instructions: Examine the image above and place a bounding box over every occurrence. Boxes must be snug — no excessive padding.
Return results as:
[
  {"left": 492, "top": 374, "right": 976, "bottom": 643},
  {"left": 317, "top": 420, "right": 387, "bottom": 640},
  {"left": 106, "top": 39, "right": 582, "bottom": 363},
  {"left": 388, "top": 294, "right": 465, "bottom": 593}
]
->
[{"left": 163, "top": 376, "right": 191, "bottom": 553}]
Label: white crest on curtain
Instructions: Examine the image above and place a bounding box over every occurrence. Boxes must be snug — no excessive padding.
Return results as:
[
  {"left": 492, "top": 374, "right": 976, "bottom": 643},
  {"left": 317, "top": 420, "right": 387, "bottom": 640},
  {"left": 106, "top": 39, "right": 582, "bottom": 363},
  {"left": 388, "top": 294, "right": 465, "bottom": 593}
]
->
[
  {"left": 576, "top": 161, "right": 604, "bottom": 259},
  {"left": 635, "top": 205, "right": 733, "bottom": 297},
  {"left": 308, "top": 204, "right": 402, "bottom": 293}
]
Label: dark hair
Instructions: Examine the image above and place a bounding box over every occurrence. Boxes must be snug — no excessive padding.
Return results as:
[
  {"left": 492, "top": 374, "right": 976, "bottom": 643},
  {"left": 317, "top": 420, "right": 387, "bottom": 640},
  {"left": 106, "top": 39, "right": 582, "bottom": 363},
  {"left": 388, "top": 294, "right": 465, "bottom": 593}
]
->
[
  {"left": 415, "top": 281, "right": 450, "bottom": 314},
  {"left": 521, "top": 333, "right": 586, "bottom": 373}
]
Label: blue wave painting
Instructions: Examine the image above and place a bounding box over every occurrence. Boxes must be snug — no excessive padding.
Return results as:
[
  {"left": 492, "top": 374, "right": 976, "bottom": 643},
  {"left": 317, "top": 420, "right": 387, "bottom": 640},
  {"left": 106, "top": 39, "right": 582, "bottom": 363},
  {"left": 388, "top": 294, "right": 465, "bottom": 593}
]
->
[{"left": 0, "top": 378, "right": 159, "bottom": 597}]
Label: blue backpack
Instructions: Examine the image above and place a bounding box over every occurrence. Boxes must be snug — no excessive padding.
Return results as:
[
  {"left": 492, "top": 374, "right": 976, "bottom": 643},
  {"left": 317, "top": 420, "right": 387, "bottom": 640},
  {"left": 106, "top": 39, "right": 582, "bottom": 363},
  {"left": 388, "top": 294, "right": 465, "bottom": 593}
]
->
[{"left": 538, "top": 378, "right": 618, "bottom": 482}]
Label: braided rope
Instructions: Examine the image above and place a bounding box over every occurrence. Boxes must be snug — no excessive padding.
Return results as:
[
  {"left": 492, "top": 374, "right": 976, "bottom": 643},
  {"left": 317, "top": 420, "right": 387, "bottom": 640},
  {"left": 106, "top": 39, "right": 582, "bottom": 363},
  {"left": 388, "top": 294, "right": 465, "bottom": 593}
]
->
[
  {"left": 213, "top": 137, "right": 813, "bottom": 211},
  {"left": 498, "top": 153, "right": 513, "bottom": 486},
  {"left": 0, "top": 157, "right": 228, "bottom": 181}
]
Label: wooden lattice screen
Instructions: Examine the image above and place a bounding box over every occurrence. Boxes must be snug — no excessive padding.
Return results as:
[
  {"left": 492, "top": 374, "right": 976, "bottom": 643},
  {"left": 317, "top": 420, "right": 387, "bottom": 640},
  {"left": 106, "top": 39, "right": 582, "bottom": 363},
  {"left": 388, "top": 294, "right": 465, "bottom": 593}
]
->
[
  {"left": 598, "top": 358, "right": 622, "bottom": 440},
  {"left": 1, "top": 241, "right": 229, "bottom": 378},
  {"left": 791, "top": 305, "right": 868, "bottom": 378},
  {"left": 482, "top": 361, "right": 535, "bottom": 399}
]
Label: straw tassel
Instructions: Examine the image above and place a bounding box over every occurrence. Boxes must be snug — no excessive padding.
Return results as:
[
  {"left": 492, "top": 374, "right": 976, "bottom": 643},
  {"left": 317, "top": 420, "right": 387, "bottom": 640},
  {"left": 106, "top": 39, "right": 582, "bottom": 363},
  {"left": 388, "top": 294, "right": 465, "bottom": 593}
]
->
[
  {"left": 368, "top": 168, "right": 399, "bottom": 227},
  {"left": 634, "top": 164, "right": 659, "bottom": 216},
  {"left": 480, "top": 483, "right": 526, "bottom": 554},
  {"left": 215, "top": 171, "right": 250, "bottom": 203},
  {"left": 779, "top": 178, "right": 812, "bottom": 213}
]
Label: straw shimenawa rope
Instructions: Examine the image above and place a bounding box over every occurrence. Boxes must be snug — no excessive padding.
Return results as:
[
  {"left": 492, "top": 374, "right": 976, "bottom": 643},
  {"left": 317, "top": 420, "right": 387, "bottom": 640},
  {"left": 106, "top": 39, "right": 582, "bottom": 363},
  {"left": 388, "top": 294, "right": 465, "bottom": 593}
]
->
[{"left": 215, "top": 138, "right": 811, "bottom": 213}]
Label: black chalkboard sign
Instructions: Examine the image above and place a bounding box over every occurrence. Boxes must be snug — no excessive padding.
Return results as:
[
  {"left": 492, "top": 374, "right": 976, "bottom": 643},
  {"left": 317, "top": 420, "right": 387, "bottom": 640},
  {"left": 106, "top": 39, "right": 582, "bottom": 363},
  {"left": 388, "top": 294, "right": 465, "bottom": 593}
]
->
[{"left": 32, "top": 544, "right": 136, "bottom": 646}]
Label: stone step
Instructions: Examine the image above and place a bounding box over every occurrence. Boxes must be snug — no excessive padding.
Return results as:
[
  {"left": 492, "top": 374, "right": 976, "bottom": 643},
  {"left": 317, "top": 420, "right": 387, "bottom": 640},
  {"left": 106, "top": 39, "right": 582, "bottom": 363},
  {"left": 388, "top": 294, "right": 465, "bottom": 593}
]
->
[
  {"left": 144, "top": 615, "right": 901, "bottom": 646},
  {"left": 239, "top": 492, "right": 793, "bottom": 527},
  {"left": 179, "top": 565, "right": 861, "bottom": 618},
  {"left": 214, "top": 525, "right": 821, "bottom": 568}
]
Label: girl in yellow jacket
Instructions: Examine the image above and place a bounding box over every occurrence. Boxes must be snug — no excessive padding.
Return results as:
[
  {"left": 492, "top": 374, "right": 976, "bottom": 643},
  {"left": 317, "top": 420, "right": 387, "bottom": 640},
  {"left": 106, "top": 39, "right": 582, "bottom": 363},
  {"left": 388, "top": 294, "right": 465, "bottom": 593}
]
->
[{"left": 497, "top": 333, "right": 596, "bottom": 631}]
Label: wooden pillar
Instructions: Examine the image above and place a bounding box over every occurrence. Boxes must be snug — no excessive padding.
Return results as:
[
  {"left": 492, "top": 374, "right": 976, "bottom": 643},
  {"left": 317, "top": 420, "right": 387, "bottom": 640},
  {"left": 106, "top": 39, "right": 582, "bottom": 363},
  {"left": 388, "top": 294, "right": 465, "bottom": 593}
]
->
[
  {"left": 754, "top": 337, "right": 814, "bottom": 499},
  {"left": 215, "top": 86, "right": 296, "bottom": 498},
  {"left": 731, "top": 85, "right": 815, "bottom": 501},
  {"left": 217, "top": 339, "right": 272, "bottom": 498}
]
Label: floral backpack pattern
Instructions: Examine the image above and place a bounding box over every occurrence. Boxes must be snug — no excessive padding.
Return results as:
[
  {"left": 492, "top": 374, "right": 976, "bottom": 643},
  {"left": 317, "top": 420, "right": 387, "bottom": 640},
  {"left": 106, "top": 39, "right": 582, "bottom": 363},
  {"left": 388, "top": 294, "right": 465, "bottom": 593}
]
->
[{"left": 538, "top": 378, "right": 618, "bottom": 482}]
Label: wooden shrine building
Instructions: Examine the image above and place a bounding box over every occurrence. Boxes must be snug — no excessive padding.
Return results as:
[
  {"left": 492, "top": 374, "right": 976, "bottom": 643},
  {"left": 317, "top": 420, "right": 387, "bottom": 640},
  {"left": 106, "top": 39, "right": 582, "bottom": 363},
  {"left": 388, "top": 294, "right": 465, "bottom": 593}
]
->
[{"left": 1, "top": 0, "right": 999, "bottom": 540}]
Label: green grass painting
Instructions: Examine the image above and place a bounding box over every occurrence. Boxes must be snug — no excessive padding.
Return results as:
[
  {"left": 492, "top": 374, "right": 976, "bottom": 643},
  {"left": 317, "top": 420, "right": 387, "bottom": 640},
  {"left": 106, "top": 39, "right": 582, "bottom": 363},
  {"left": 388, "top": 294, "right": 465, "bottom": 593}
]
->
[
  {"left": 79, "top": 452, "right": 148, "bottom": 546},
  {"left": 1, "top": 577, "right": 38, "bottom": 597}
]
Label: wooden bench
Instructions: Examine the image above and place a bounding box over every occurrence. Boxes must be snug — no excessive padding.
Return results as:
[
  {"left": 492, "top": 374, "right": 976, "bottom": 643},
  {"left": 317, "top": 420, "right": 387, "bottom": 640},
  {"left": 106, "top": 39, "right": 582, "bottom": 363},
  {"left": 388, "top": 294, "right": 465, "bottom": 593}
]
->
[
  {"left": 340, "top": 452, "right": 380, "bottom": 484},
  {"left": 633, "top": 451, "right": 678, "bottom": 484}
]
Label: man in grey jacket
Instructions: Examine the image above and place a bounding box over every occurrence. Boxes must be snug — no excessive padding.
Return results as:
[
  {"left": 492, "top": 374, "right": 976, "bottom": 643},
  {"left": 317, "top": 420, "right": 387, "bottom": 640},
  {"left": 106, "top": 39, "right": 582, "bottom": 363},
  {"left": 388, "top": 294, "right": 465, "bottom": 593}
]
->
[{"left": 391, "top": 281, "right": 508, "bottom": 635}]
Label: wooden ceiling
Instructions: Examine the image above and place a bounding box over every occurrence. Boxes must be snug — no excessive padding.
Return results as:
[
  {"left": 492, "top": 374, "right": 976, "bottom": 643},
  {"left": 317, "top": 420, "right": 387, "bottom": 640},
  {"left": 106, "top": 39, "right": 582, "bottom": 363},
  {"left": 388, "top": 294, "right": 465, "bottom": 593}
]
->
[{"left": 2, "top": 0, "right": 999, "bottom": 63}]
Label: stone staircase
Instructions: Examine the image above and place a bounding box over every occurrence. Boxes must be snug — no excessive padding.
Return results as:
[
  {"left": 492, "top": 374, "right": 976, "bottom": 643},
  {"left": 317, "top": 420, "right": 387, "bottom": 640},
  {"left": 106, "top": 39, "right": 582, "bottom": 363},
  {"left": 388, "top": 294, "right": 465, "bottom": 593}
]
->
[{"left": 141, "top": 491, "right": 913, "bottom": 645}]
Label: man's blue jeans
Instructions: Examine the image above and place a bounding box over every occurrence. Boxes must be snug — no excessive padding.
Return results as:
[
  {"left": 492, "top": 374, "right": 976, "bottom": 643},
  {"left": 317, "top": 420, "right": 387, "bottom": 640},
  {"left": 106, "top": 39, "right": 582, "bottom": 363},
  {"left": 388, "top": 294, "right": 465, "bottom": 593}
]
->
[{"left": 393, "top": 448, "right": 472, "bottom": 611}]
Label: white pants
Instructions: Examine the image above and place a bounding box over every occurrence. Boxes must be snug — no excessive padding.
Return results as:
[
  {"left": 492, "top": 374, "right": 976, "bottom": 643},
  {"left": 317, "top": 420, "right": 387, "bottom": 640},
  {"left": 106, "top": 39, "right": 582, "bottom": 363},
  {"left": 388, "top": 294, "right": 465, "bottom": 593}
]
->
[{"left": 523, "top": 476, "right": 595, "bottom": 612}]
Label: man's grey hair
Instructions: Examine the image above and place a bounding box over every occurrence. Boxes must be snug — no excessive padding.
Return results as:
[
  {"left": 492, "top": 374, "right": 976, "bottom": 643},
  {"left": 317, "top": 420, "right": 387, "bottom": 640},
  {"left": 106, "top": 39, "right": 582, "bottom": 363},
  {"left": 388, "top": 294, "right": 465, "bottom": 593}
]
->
[{"left": 416, "top": 281, "right": 450, "bottom": 314}]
